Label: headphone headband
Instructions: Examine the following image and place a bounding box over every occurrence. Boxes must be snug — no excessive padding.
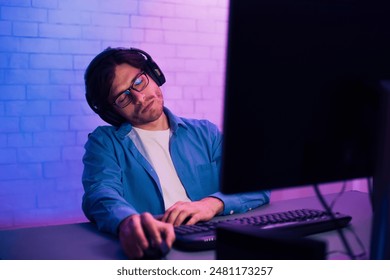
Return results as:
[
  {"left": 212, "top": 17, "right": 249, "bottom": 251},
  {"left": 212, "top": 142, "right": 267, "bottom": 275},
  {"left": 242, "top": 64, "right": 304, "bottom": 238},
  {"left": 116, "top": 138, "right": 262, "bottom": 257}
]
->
[{"left": 129, "top": 48, "right": 166, "bottom": 86}]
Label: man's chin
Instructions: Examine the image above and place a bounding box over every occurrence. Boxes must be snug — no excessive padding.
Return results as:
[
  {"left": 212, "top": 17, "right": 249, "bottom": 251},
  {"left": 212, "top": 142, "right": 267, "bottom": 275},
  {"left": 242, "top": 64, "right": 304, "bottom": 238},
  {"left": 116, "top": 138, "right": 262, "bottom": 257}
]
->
[{"left": 134, "top": 110, "right": 164, "bottom": 126}]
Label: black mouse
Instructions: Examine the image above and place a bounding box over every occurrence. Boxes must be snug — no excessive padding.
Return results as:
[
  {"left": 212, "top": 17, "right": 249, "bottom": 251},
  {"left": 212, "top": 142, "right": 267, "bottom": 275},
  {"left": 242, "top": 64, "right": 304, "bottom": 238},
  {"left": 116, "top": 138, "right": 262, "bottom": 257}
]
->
[{"left": 142, "top": 239, "right": 170, "bottom": 259}]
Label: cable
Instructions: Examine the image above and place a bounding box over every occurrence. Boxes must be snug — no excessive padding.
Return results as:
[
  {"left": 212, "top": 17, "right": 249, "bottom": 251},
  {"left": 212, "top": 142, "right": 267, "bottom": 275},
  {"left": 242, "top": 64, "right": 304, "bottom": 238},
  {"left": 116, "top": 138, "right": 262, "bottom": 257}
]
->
[
  {"left": 329, "top": 180, "right": 347, "bottom": 209},
  {"left": 324, "top": 180, "right": 368, "bottom": 259},
  {"left": 367, "top": 176, "right": 374, "bottom": 212},
  {"left": 313, "top": 184, "right": 356, "bottom": 259},
  {"left": 326, "top": 227, "right": 368, "bottom": 259},
  {"left": 347, "top": 227, "right": 368, "bottom": 259}
]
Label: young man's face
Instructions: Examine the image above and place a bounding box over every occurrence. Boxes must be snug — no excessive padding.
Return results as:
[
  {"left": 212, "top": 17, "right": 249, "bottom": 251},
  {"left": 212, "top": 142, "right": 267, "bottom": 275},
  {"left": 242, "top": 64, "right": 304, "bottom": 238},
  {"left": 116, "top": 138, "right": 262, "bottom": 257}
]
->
[{"left": 109, "top": 63, "right": 165, "bottom": 129}]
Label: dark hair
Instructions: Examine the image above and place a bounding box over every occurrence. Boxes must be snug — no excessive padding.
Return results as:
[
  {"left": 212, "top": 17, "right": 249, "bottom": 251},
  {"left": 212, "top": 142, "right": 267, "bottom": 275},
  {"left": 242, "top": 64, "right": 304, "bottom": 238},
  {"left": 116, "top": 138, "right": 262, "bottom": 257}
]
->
[{"left": 84, "top": 47, "right": 147, "bottom": 124}]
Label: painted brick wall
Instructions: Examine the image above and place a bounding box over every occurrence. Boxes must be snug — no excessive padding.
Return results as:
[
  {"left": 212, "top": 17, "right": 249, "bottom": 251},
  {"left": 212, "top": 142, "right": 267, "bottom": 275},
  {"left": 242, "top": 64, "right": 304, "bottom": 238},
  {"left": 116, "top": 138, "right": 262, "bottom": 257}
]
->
[
  {"left": 0, "top": 0, "right": 229, "bottom": 229},
  {"left": 0, "top": 0, "right": 367, "bottom": 230}
]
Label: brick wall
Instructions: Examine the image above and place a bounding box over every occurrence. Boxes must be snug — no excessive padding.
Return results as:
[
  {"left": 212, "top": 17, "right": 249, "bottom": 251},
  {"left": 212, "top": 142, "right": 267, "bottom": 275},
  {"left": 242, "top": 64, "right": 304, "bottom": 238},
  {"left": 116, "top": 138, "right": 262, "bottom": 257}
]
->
[
  {"left": 0, "top": 0, "right": 229, "bottom": 229},
  {"left": 0, "top": 0, "right": 366, "bottom": 230}
]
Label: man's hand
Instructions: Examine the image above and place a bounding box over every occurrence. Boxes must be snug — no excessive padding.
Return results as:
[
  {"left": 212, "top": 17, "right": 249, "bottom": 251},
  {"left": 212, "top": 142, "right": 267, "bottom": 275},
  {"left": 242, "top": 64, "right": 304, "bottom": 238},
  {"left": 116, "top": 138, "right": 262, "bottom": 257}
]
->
[
  {"left": 118, "top": 212, "right": 175, "bottom": 259},
  {"left": 161, "top": 197, "right": 224, "bottom": 226}
]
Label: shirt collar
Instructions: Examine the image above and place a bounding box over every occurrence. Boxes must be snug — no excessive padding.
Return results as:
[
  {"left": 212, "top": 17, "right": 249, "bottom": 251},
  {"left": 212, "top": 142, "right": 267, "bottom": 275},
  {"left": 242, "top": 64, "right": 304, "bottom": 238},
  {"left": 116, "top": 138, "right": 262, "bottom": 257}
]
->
[{"left": 115, "top": 107, "right": 187, "bottom": 140}]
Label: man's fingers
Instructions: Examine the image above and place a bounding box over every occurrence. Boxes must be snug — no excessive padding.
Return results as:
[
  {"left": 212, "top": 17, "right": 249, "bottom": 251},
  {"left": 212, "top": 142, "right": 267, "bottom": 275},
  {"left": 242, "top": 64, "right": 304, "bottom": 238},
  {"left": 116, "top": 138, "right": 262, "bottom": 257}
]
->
[
  {"left": 163, "top": 202, "right": 194, "bottom": 225},
  {"left": 140, "top": 213, "right": 162, "bottom": 246},
  {"left": 184, "top": 214, "right": 201, "bottom": 225},
  {"left": 160, "top": 223, "right": 176, "bottom": 247},
  {"left": 129, "top": 215, "right": 150, "bottom": 249},
  {"left": 140, "top": 213, "right": 175, "bottom": 248},
  {"left": 118, "top": 216, "right": 144, "bottom": 259}
]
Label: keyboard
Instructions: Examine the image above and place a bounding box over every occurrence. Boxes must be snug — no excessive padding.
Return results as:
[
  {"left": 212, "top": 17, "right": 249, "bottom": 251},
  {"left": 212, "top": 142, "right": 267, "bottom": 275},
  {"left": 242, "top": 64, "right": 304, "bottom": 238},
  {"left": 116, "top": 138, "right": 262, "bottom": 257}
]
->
[{"left": 173, "top": 208, "right": 352, "bottom": 251}]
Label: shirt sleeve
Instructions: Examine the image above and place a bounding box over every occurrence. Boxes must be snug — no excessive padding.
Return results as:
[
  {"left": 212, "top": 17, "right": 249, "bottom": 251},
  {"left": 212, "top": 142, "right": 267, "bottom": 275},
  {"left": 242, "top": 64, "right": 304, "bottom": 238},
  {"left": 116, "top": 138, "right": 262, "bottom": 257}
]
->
[
  {"left": 209, "top": 190, "right": 271, "bottom": 216},
  {"left": 81, "top": 128, "right": 137, "bottom": 235}
]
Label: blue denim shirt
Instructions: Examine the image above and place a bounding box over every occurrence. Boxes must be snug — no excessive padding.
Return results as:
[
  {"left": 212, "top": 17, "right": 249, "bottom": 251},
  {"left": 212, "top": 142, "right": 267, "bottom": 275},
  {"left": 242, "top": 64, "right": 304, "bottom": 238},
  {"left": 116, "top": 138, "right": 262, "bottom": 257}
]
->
[{"left": 82, "top": 108, "right": 270, "bottom": 235}]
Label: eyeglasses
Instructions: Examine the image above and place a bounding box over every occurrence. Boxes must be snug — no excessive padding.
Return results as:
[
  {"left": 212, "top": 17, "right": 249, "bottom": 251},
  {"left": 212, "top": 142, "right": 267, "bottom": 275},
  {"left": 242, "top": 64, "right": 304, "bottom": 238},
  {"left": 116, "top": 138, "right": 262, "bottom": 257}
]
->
[{"left": 112, "top": 71, "right": 149, "bottom": 108}]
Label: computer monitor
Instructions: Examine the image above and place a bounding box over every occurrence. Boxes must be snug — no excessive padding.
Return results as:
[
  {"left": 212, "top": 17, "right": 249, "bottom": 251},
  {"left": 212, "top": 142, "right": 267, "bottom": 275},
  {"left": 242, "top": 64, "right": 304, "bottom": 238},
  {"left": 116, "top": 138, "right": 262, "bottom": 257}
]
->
[{"left": 220, "top": 0, "right": 390, "bottom": 259}]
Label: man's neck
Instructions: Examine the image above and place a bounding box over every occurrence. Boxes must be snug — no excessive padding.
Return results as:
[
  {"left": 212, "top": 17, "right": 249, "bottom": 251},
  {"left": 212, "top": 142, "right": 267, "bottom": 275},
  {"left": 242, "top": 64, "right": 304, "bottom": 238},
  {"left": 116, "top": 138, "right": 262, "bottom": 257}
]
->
[{"left": 133, "top": 112, "right": 169, "bottom": 131}]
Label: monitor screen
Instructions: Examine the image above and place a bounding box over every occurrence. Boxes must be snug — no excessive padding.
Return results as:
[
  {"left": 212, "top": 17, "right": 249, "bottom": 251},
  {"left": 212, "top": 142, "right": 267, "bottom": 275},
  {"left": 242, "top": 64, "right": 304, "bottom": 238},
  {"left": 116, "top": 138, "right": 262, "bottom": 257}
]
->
[{"left": 220, "top": 0, "right": 390, "bottom": 194}]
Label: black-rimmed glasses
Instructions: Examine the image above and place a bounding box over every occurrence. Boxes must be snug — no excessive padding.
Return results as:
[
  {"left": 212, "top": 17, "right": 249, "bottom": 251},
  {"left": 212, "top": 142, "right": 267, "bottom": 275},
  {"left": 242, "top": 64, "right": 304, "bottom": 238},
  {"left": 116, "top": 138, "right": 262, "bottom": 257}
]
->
[{"left": 112, "top": 71, "right": 149, "bottom": 108}]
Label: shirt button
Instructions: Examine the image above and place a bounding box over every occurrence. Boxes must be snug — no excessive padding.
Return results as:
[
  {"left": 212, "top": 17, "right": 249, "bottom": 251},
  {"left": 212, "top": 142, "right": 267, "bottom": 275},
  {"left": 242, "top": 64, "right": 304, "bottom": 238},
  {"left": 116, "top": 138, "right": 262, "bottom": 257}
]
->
[{"left": 229, "top": 210, "right": 234, "bottom": 215}]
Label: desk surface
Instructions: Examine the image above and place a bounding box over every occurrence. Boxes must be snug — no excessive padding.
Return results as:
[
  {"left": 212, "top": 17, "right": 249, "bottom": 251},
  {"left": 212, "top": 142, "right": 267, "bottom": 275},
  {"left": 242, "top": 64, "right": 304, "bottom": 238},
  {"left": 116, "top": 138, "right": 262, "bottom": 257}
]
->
[{"left": 0, "top": 191, "right": 372, "bottom": 260}]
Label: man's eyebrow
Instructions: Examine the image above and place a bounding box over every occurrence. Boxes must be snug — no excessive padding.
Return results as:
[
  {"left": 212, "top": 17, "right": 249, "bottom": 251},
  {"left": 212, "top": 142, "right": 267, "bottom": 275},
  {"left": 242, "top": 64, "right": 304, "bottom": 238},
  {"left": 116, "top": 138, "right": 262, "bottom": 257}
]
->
[{"left": 111, "top": 73, "right": 139, "bottom": 97}]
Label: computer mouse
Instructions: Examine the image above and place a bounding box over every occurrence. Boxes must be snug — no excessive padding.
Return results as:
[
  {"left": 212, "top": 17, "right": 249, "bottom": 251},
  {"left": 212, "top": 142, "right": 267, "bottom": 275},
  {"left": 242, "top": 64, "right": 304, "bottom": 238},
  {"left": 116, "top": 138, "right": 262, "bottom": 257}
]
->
[{"left": 142, "top": 239, "right": 170, "bottom": 260}]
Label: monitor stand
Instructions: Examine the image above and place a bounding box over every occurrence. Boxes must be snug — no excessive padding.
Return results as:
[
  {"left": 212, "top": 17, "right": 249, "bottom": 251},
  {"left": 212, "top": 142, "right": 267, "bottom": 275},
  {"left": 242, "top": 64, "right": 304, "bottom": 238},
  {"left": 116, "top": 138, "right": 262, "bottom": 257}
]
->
[{"left": 216, "top": 224, "right": 326, "bottom": 260}]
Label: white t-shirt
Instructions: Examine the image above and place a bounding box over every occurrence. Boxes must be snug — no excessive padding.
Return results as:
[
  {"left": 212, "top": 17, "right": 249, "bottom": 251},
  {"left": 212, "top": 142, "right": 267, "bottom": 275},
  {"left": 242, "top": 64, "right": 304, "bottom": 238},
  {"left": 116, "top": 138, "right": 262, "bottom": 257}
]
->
[{"left": 132, "top": 127, "right": 191, "bottom": 209}]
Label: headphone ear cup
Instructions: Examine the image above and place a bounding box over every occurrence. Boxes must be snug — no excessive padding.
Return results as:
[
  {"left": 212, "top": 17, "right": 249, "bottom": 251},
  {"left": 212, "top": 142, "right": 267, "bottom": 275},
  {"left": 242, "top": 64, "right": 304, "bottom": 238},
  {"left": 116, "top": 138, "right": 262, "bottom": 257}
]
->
[
  {"left": 86, "top": 92, "right": 99, "bottom": 115},
  {"left": 100, "top": 110, "right": 124, "bottom": 127},
  {"left": 130, "top": 47, "right": 166, "bottom": 86},
  {"left": 86, "top": 93, "right": 124, "bottom": 127},
  {"left": 144, "top": 60, "right": 166, "bottom": 86}
]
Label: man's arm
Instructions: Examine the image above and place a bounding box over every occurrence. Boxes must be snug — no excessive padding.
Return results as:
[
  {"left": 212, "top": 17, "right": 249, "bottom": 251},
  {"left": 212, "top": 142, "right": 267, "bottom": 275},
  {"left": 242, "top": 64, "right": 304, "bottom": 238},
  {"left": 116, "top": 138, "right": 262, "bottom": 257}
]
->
[
  {"left": 161, "top": 191, "right": 270, "bottom": 226},
  {"left": 82, "top": 130, "right": 137, "bottom": 235}
]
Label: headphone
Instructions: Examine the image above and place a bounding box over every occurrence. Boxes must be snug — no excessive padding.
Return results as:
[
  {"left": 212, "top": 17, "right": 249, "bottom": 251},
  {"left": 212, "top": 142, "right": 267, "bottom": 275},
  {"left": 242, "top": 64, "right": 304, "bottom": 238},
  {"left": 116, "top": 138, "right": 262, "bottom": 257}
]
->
[{"left": 85, "top": 47, "right": 166, "bottom": 126}]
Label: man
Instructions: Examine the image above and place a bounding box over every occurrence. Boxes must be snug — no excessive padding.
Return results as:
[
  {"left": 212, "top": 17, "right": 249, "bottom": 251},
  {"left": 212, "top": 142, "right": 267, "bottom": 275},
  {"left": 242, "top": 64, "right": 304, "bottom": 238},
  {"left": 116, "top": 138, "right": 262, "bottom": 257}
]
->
[{"left": 82, "top": 47, "right": 270, "bottom": 259}]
